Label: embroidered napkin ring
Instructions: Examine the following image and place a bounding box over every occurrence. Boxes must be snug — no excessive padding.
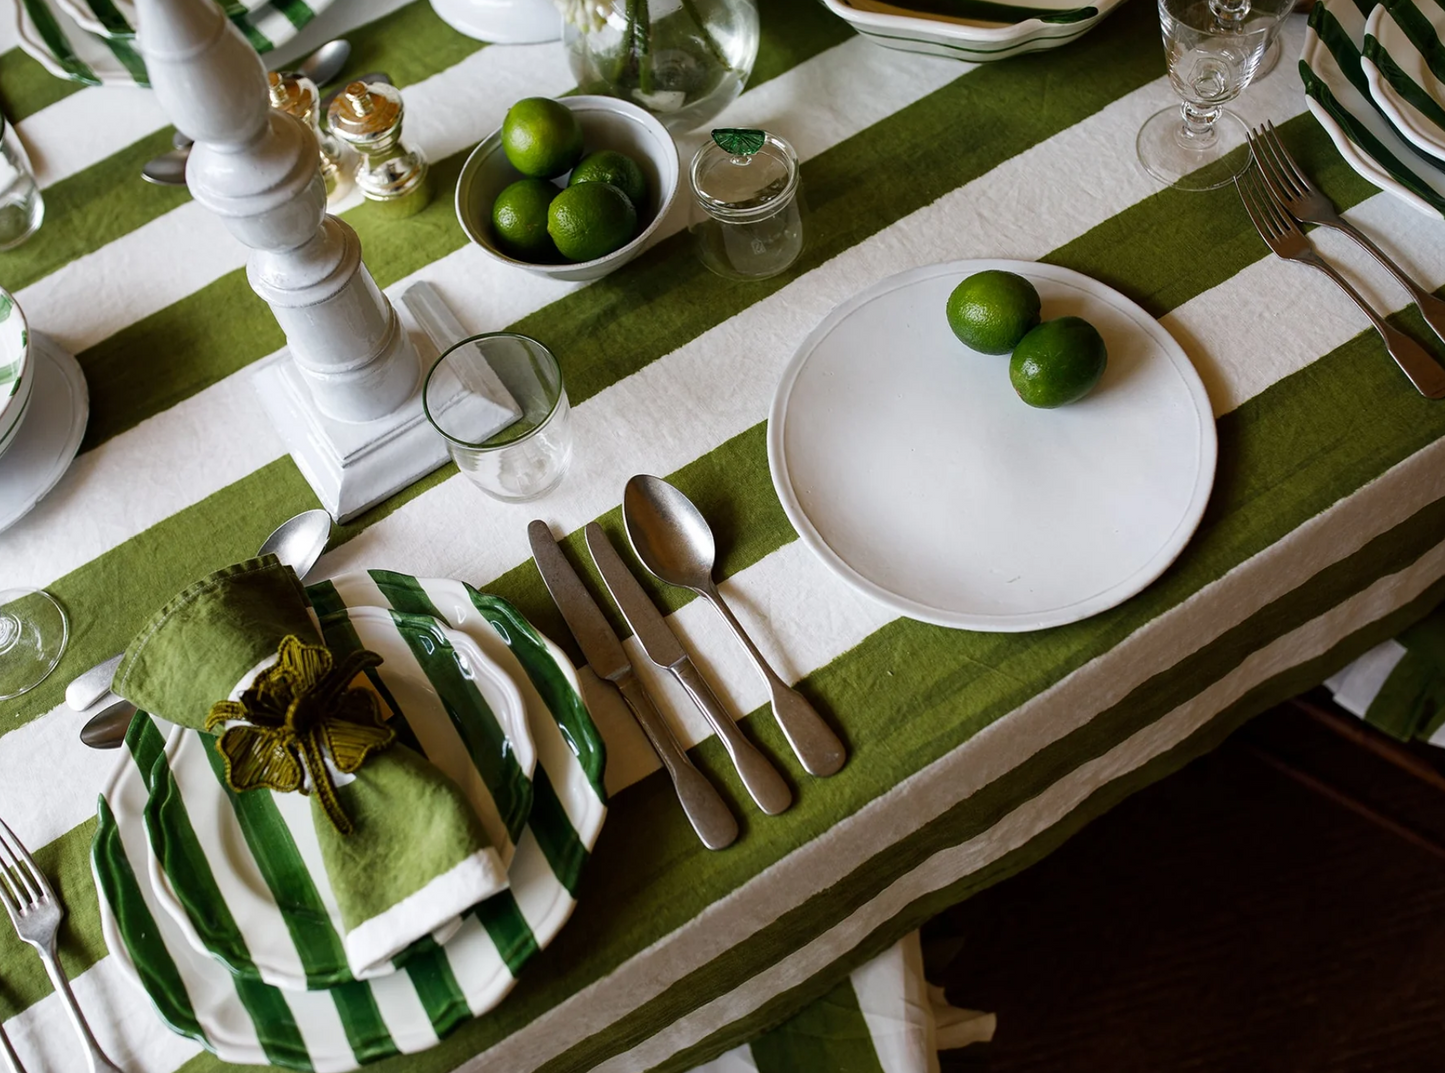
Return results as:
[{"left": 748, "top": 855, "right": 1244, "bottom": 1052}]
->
[{"left": 207, "top": 635, "right": 395, "bottom": 835}]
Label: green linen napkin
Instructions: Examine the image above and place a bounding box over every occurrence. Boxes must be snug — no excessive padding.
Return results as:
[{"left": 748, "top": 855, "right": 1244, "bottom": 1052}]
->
[
  {"left": 1360, "top": 603, "right": 1445, "bottom": 744},
  {"left": 113, "top": 555, "right": 511, "bottom": 979}
]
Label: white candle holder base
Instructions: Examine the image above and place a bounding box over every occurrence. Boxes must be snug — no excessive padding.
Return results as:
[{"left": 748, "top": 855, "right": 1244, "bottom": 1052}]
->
[{"left": 253, "top": 343, "right": 450, "bottom": 522}]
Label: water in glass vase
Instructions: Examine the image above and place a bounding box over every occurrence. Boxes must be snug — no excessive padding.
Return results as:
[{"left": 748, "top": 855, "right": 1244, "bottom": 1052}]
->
[{"left": 563, "top": 0, "right": 760, "bottom": 132}]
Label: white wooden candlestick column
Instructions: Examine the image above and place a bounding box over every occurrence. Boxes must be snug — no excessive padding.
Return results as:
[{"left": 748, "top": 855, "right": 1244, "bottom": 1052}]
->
[{"left": 135, "top": 0, "right": 451, "bottom": 520}]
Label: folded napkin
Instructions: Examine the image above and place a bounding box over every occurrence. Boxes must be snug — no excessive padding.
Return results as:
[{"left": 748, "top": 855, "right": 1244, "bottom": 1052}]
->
[{"left": 114, "top": 555, "right": 510, "bottom": 979}]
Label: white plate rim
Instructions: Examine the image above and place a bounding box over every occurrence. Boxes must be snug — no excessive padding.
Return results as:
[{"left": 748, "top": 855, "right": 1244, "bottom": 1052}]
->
[
  {"left": 816, "top": 0, "right": 1123, "bottom": 47},
  {"left": 0, "top": 333, "right": 89, "bottom": 534},
  {"left": 766, "top": 258, "right": 1218, "bottom": 633},
  {"left": 1362, "top": 2, "right": 1445, "bottom": 164}
]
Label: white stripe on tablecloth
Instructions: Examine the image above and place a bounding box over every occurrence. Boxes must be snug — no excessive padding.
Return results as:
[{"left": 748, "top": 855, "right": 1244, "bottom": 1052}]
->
[
  {"left": 585, "top": 531, "right": 1445, "bottom": 1073},
  {"left": 8, "top": 0, "right": 412, "bottom": 189},
  {"left": 456, "top": 428, "right": 1445, "bottom": 1071},
  {"left": 0, "top": 32, "right": 967, "bottom": 591}
]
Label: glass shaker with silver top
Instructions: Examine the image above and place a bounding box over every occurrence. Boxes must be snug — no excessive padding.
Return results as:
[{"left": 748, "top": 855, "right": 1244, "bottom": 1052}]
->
[
  {"left": 689, "top": 129, "right": 804, "bottom": 281},
  {"left": 327, "top": 80, "right": 431, "bottom": 218},
  {"left": 267, "top": 71, "right": 351, "bottom": 204}
]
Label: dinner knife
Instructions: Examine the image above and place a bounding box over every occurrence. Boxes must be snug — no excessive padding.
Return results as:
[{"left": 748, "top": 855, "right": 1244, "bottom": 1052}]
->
[
  {"left": 528, "top": 521, "right": 738, "bottom": 850},
  {"left": 584, "top": 523, "right": 792, "bottom": 816}
]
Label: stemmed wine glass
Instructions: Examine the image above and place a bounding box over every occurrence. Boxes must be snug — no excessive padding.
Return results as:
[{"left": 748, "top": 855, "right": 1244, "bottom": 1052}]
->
[
  {"left": 0, "top": 588, "right": 68, "bottom": 700},
  {"left": 1137, "top": 0, "right": 1293, "bottom": 191}
]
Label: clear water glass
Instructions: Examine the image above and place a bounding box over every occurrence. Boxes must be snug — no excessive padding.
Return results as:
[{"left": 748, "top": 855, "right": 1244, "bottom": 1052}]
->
[
  {"left": 0, "top": 118, "right": 43, "bottom": 250},
  {"left": 0, "top": 589, "right": 68, "bottom": 700},
  {"left": 1136, "top": 0, "right": 1291, "bottom": 191},
  {"left": 690, "top": 131, "right": 805, "bottom": 281},
  {"left": 423, "top": 333, "right": 572, "bottom": 503}
]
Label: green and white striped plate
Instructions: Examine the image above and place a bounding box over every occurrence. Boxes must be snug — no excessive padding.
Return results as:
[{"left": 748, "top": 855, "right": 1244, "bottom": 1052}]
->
[
  {"left": 144, "top": 604, "right": 539, "bottom": 991},
  {"left": 819, "top": 0, "right": 1124, "bottom": 62},
  {"left": 92, "top": 573, "right": 608, "bottom": 1071},
  {"left": 1300, "top": 0, "right": 1445, "bottom": 218},
  {"left": 15, "top": 0, "right": 335, "bottom": 87},
  {"left": 1363, "top": 0, "right": 1445, "bottom": 163}
]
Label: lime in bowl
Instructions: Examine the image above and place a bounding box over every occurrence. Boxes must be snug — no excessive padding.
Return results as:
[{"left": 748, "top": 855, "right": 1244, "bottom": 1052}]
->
[{"left": 455, "top": 95, "right": 680, "bottom": 283}]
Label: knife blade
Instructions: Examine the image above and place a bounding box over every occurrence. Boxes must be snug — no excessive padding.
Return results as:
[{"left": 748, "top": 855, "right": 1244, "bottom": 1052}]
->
[
  {"left": 584, "top": 523, "right": 791, "bottom": 815},
  {"left": 528, "top": 521, "right": 738, "bottom": 849}
]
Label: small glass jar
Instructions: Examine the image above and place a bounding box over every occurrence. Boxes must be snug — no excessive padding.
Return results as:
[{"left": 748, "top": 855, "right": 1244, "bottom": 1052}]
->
[
  {"left": 327, "top": 81, "right": 431, "bottom": 218},
  {"left": 689, "top": 131, "right": 804, "bottom": 281},
  {"left": 0, "top": 118, "right": 43, "bottom": 251}
]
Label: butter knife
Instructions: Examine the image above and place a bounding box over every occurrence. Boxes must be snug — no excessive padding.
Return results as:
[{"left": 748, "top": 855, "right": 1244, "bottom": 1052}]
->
[
  {"left": 528, "top": 521, "right": 738, "bottom": 850},
  {"left": 584, "top": 523, "right": 791, "bottom": 816}
]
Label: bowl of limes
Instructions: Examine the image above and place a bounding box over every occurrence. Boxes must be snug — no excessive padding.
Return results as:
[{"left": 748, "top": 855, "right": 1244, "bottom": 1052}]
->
[{"left": 456, "top": 95, "right": 680, "bottom": 283}]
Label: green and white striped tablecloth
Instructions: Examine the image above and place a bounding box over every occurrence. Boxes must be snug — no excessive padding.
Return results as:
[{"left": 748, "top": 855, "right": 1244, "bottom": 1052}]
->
[{"left": 3, "top": 0, "right": 1445, "bottom": 1070}]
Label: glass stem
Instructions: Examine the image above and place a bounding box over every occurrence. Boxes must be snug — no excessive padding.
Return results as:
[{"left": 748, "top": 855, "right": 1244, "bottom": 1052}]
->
[{"left": 1179, "top": 101, "right": 1220, "bottom": 145}]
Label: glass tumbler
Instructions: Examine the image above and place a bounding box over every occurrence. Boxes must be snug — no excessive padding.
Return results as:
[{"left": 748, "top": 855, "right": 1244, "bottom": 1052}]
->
[
  {"left": 423, "top": 333, "right": 572, "bottom": 503},
  {"left": 690, "top": 130, "right": 805, "bottom": 281},
  {"left": 0, "top": 117, "right": 43, "bottom": 250},
  {"left": 1136, "top": 0, "right": 1292, "bottom": 191}
]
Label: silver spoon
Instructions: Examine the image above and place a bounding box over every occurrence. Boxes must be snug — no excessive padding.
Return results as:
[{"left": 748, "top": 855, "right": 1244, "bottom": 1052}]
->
[
  {"left": 623, "top": 475, "right": 847, "bottom": 777},
  {"left": 74, "top": 509, "right": 333, "bottom": 748},
  {"left": 142, "top": 41, "right": 358, "bottom": 186}
]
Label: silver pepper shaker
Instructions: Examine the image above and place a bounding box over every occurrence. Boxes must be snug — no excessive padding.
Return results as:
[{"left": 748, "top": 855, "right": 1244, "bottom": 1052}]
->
[
  {"left": 327, "top": 80, "right": 431, "bottom": 218},
  {"left": 268, "top": 71, "right": 351, "bottom": 205}
]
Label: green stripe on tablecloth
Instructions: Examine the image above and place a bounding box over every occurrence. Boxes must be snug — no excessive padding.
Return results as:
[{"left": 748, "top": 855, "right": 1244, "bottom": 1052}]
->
[
  {"left": 0, "top": 47, "right": 85, "bottom": 123},
  {"left": 91, "top": 795, "right": 208, "bottom": 1045},
  {"left": 198, "top": 738, "right": 354, "bottom": 985},
  {"left": 18, "top": 0, "right": 98, "bottom": 85},
  {"left": 748, "top": 976, "right": 883, "bottom": 1073},
  {"left": 404, "top": 946, "right": 472, "bottom": 1038},
  {"left": 384, "top": 607, "right": 533, "bottom": 844},
  {"left": 474, "top": 890, "right": 539, "bottom": 975},
  {"left": 0, "top": 0, "right": 490, "bottom": 300},
  {"left": 147, "top": 751, "right": 315, "bottom": 1067},
  {"left": 656, "top": 577, "right": 1445, "bottom": 1073},
  {"left": 530, "top": 770, "right": 590, "bottom": 897}
]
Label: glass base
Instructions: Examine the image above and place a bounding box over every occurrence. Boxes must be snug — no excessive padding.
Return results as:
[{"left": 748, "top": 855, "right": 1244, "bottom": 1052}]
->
[
  {"left": 0, "top": 588, "right": 68, "bottom": 701},
  {"left": 1137, "top": 106, "right": 1250, "bottom": 192}
]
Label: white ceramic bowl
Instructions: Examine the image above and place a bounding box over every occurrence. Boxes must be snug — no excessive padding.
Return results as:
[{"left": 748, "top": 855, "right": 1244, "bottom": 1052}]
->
[
  {"left": 817, "top": 0, "right": 1126, "bottom": 62},
  {"left": 0, "top": 289, "right": 33, "bottom": 461},
  {"left": 456, "top": 95, "right": 680, "bottom": 283}
]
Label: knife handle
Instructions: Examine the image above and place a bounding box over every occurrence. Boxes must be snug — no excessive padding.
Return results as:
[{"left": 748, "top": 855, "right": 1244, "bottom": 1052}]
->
[
  {"left": 671, "top": 660, "right": 792, "bottom": 816},
  {"left": 614, "top": 673, "right": 738, "bottom": 850}
]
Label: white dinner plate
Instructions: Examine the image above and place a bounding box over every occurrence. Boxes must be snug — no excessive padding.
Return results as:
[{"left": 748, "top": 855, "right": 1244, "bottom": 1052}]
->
[
  {"left": 767, "top": 259, "right": 1217, "bottom": 632},
  {"left": 0, "top": 333, "right": 89, "bottom": 534}
]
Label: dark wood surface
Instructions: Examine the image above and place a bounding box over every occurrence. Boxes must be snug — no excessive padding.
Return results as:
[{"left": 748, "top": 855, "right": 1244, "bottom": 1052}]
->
[{"left": 927, "top": 696, "right": 1445, "bottom": 1072}]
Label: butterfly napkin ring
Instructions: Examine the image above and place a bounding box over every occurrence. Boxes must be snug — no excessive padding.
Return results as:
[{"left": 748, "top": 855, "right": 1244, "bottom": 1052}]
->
[{"left": 207, "top": 635, "right": 395, "bottom": 835}]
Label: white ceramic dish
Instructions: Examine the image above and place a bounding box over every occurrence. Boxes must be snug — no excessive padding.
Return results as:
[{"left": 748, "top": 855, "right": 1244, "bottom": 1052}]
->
[
  {"left": 147, "top": 605, "right": 537, "bottom": 992},
  {"left": 1301, "top": 0, "right": 1445, "bottom": 218},
  {"left": 0, "top": 290, "right": 32, "bottom": 460},
  {"left": 817, "top": 0, "right": 1128, "bottom": 62},
  {"left": 0, "top": 333, "right": 88, "bottom": 534},
  {"left": 455, "top": 95, "right": 680, "bottom": 283},
  {"left": 768, "top": 259, "right": 1217, "bottom": 632},
  {"left": 1362, "top": 0, "right": 1445, "bottom": 164},
  {"left": 428, "top": 0, "right": 560, "bottom": 43},
  {"left": 95, "top": 575, "right": 608, "bottom": 1071}
]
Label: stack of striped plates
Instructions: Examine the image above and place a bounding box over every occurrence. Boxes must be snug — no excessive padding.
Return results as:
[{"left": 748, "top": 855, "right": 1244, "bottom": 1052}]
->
[
  {"left": 1301, "top": 0, "right": 1445, "bottom": 218},
  {"left": 13, "top": 0, "right": 338, "bottom": 86},
  {"left": 816, "top": 0, "right": 1127, "bottom": 62},
  {"left": 92, "top": 570, "right": 608, "bottom": 1071}
]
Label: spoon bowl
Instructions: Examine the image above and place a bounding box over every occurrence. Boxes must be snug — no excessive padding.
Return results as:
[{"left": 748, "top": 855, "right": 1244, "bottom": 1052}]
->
[
  {"left": 623, "top": 475, "right": 718, "bottom": 592},
  {"left": 260, "top": 508, "right": 331, "bottom": 578},
  {"left": 295, "top": 38, "right": 351, "bottom": 87}
]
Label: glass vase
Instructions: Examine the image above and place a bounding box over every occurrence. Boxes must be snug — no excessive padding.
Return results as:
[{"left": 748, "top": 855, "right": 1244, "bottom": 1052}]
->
[{"left": 561, "top": 0, "right": 760, "bottom": 133}]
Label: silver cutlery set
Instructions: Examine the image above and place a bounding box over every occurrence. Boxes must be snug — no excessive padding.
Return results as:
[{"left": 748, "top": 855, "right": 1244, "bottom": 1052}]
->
[
  {"left": 1237, "top": 122, "right": 1445, "bottom": 400},
  {"left": 531, "top": 474, "right": 846, "bottom": 850}
]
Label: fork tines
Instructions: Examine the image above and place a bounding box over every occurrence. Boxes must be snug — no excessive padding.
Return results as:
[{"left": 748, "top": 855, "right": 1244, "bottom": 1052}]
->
[
  {"left": 0, "top": 815, "right": 48, "bottom": 915},
  {"left": 1236, "top": 165, "right": 1296, "bottom": 249},
  {"left": 1247, "top": 121, "right": 1311, "bottom": 204}
]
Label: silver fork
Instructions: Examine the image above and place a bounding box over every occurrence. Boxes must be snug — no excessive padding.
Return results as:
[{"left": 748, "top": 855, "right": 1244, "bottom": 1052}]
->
[
  {"left": 1248, "top": 121, "right": 1445, "bottom": 349},
  {"left": 1236, "top": 167, "right": 1445, "bottom": 399},
  {"left": 0, "top": 818, "right": 122, "bottom": 1073}
]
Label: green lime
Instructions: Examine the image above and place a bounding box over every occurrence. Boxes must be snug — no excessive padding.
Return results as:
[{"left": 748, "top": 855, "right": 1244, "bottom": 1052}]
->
[
  {"left": 501, "top": 97, "right": 584, "bottom": 180},
  {"left": 491, "top": 179, "right": 561, "bottom": 261},
  {"left": 945, "top": 270, "right": 1042, "bottom": 355},
  {"left": 547, "top": 181, "right": 638, "bottom": 263},
  {"left": 568, "top": 150, "right": 648, "bottom": 210},
  {"left": 1008, "top": 316, "right": 1108, "bottom": 408}
]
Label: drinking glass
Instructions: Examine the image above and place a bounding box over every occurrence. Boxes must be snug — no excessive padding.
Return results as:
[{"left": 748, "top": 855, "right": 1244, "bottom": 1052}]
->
[
  {"left": 0, "top": 117, "right": 42, "bottom": 250},
  {"left": 423, "top": 333, "right": 572, "bottom": 502},
  {"left": 0, "top": 589, "right": 68, "bottom": 700},
  {"left": 1136, "top": 0, "right": 1291, "bottom": 191}
]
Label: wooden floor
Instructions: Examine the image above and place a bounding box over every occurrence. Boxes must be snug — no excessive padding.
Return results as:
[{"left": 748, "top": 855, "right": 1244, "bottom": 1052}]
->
[{"left": 928, "top": 696, "right": 1445, "bottom": 1072}]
